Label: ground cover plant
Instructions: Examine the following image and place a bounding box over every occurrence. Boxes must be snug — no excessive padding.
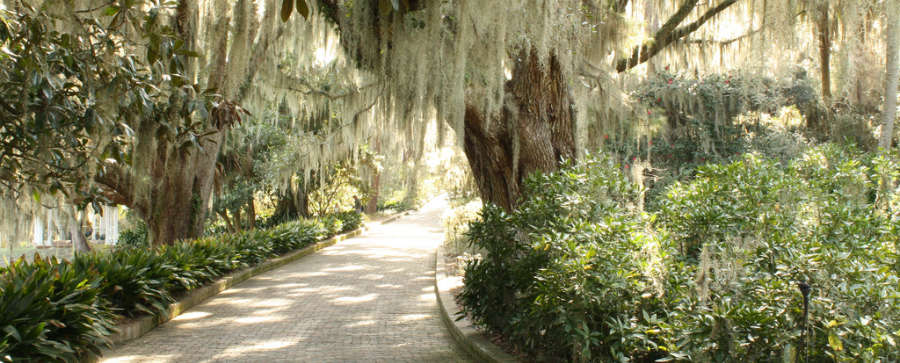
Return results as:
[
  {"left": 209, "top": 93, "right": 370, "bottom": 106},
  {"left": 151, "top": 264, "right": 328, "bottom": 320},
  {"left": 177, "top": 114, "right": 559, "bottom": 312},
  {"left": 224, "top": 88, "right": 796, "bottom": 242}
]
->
[
  {"left": 460, "top": 147, "right": 899, "bottom": 362},
  {"left": 0, "top": 211, "right": 361, "bottom": 361}
]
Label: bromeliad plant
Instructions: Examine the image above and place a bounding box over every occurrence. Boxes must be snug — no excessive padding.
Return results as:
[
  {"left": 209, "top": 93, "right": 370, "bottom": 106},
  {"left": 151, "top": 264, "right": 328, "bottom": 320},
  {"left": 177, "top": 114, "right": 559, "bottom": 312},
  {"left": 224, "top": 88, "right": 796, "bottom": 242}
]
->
[
  {"left": 0, "top": 211, "right": 362, "bottom": 361},
  {"left": 0, "top": 257, "right": 115, "bottom": 362}
]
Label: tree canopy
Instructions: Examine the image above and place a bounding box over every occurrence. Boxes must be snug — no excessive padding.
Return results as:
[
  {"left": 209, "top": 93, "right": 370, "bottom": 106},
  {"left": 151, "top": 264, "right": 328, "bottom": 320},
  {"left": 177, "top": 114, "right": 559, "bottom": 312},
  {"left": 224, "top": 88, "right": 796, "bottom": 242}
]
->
[{"left": 0, "top": 0, "right": 897, "bottom": 244}]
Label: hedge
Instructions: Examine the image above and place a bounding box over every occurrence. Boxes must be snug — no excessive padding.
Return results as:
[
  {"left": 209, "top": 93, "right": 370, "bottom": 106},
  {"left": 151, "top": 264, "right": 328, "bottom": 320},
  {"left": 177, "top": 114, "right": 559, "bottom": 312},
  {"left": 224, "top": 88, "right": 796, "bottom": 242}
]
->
[{"left": 0, "top": 211, "right": 362, "bottom": 362}]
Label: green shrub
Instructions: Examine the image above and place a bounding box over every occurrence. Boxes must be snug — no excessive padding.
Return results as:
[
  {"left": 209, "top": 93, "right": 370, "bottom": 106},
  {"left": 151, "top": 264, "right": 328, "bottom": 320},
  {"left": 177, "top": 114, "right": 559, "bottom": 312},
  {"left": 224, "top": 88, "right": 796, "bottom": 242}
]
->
[
  {"left": 460, "top": 147, "right": 900, "bottom": 362},
  {"left": 333, "top": 211, "right": 362, "bottom": 233},
  {"left": 0, "top": 216, "right": 337, "bottom": 361},
  {"left": 0, "top": 257, "right": 115, "bottom": 361},
  {"left": 377, "top": 199, "right": 413, "bottom": 213},
  {"left": 118, "top": 221, "right": 148, "bottom": 248},
  {"left": 441, "top": 199, "right": 482, "bottom": 254},
  {"left": 657, "top": 145, "right": 899, "bottom": 362},
  {"left": 318, "top": 215, "right": 343, "bottom": 237},
  {"left": 72, "top": 249, "right": 175, "bottom": 318},
  {"left": 460, "top": 155, "right": 665, "bottom": 361}
]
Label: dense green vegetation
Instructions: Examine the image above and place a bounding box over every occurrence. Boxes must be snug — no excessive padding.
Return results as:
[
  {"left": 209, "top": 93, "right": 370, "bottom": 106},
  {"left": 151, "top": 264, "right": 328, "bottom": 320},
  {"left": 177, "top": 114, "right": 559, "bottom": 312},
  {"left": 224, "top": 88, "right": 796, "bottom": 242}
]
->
[
  {"left": 0, "top": 212, "right": 361, "bottom": 361},
  {"left": 460, "top": 147, "right": 899, "bottom": 362},
  {"left": 0, "top": 0, "right": 897, "bottom": 362}
]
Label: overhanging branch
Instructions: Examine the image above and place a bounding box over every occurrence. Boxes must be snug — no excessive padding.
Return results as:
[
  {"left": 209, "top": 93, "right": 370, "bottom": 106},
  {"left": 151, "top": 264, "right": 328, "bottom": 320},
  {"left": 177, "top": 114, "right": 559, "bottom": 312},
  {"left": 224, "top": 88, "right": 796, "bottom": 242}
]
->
[
  {"left": 616, "top": 0, "right": 739, "bottom": 72},
  {"left": 281, "top": 76, "right": 378, "bottom": 100},
  {"left": 94, "top": 160, "right": 138, "bottom": 211}
]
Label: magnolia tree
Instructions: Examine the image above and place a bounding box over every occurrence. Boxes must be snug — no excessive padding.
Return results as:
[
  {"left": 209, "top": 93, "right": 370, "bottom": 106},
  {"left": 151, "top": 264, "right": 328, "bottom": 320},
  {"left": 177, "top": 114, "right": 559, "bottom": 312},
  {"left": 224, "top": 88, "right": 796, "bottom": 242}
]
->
[{"left": 0, "top": 0, "right": 278, "bottom": 246}]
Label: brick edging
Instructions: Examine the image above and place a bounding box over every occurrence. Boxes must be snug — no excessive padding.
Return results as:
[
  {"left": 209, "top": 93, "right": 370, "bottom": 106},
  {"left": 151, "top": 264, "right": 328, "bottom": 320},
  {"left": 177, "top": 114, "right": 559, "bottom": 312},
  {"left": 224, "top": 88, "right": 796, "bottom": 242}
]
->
[
  {"left": 433, "top": 245, "right": 519, "bottom": 363},
  {"left": 90, "top": 226, "right": 368, "bottom": 361},
  {"left": 379, "top": 210, "right": 413, "bottom": 224}
]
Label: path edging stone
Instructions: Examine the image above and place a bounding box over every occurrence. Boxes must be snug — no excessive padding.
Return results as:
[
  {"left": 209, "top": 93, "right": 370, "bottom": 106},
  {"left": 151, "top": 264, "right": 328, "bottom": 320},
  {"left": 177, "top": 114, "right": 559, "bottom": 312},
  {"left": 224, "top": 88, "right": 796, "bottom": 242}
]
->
[
  {"left": 93, "top": 225, "right": 367, "bottom": 360},
  {"left": 379, "top": 210, "right": 412, "bottom": 224},
  {"left": 434, "top": 245, "right": 519, "bottom": 363}
]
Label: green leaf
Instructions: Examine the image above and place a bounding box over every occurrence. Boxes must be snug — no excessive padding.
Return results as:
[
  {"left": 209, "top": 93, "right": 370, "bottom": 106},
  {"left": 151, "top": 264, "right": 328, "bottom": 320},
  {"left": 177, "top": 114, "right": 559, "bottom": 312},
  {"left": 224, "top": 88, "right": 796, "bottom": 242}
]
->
[
  {"left": 280, "top": 0, "right": 293, "bottom": 22},
  {"left": 296, "top": 0, "right": 310, "bottom": 20},
  {"left": 828, "top": 332, "right": 843, "bottom": 352},
  {"left": 2, "top": 326, "right": 21, "bottom": 342},
  {"left": 103, "top": 6, "right": 120, "bottom": 16}
]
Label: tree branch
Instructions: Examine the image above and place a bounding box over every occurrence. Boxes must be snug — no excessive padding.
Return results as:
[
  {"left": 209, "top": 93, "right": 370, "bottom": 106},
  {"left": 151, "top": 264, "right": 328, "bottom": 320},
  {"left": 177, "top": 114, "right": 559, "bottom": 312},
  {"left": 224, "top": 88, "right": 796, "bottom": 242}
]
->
[
  {"left": 94, "top": 160, "right": 138, "bottom": 212},
  {"left": 281, "top": 76, "right": 378, "bottom": 100},
  {"left": 616, "top": 0, "right": 738, "bottom": 72},
  {"left": 682, "top": 27, "right": 763, "bottom": 46}
]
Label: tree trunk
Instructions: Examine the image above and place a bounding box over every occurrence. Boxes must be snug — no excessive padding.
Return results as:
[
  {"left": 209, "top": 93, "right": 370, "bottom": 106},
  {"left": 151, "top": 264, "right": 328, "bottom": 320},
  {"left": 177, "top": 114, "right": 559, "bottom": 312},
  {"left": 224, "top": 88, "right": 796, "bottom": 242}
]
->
[
  {"left": 218, "top": 210, "right": 236, "bottom": 233},
  {"left": 403, "top": 130, "right": 426, "bottom": 207},
  {"left": 143, "top": 129, "right": 225, "bottom": 246},
  {"left": 366, "top": 172, "right": 380, "bottom": 214},
  {"left": 817, "top": 2, "right": 832, "bottom": 104},
  {"left": 247, "top": 199, "right": 256, "bottom": 230},
  {"left": 366, "top": 138, "right": 382, "bottom": 214},
  {"left": 294, "top": 180, "right": 311, "bottom": 218},
  {"left": 68, "top": 209, "right": 91, "bottom": 253},
  {"left": 273, "top": 180, "right": 311, "bottom": 222},
  {"left": 233, "top": 207, "right": 243, "bottom": 232},
  {"left": 879, "top": 0, "right": 899, "bottom": 150},
  {"left": 463, "top": 49, "right": 575, "bottom": 211}
]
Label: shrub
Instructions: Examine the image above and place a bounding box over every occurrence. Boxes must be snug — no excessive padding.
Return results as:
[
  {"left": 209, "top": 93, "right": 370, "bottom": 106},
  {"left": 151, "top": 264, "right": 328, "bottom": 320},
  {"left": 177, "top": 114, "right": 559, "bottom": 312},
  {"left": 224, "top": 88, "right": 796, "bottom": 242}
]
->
[
  {"left": 460, "top": 147, "right": 900, "bottom": 362},
  {"left": 460, "top": 155, "right": 666, "bottom": 360},
  {"left": 657, "top": 145, "right": 899, "bottom": 362},
  {"left": 441, "top": 199, "right": 482, "bottom": 254},
  {"left": 0, "top": 257, "right": 115, "bottom": 361},
  {"left": 72, "top": 249, "right": 175, "bottom": 318},
  {"left": 118, "top": 221, "right": 148, "bottom": 248},
  {"left": 318, "top": 215, "right": 343, "bottom": 237},
  {"left": 377, "top": 199, "right": 413, "bottom": 213},
  {"left": 333, "top": 210, "right": 362, "bottom": 233},
  {"left": 0, "top": 216, "right": 342, "bottom": 361}
]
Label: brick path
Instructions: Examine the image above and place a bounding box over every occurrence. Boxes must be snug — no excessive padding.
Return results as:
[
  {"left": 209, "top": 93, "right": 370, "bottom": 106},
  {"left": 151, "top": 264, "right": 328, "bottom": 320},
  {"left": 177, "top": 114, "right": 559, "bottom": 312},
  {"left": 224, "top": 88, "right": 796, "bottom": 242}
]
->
[{"left": 102, "top": 198, "right": 472, "bottom": 362}]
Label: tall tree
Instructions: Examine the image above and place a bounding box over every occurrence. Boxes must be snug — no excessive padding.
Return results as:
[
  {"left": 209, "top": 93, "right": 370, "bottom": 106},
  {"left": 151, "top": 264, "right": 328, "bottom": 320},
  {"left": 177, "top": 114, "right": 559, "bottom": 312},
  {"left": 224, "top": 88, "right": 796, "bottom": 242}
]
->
[
  {"left": 0, "top": 1, "right": 277, "bottom": 246},
  {"left": 305, "top": 0, "right": 741, "bottom": 211},
  {"left": 816, "top": 0, "right": 832, "bottom": 104},
  {"left": 90, "top": 0, "right": 253, "bottom": 246},
  {"left": 880, "top": 0, "right": 899, "bottom": 150}
]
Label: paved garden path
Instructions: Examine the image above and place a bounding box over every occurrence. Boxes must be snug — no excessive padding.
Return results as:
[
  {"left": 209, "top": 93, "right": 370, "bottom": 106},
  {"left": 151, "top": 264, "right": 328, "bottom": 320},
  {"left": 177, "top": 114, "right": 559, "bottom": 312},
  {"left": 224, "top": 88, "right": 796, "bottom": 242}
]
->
[{"left": 103, "top": 198, "right": 472, "bottom": 362}]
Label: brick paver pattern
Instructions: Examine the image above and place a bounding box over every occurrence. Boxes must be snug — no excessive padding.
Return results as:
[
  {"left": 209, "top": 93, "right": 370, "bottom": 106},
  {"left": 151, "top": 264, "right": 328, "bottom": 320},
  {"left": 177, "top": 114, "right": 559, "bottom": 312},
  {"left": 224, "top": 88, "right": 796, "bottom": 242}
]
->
[{"left": 103, "top": 198, "right": 472, "bottom": 362}]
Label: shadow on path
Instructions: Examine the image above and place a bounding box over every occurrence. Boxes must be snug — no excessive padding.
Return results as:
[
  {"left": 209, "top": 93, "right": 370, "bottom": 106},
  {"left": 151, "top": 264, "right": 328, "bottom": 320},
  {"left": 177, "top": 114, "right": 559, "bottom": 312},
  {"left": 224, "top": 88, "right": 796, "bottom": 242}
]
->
[{"left": 102, "top": 197, "right": 471, "bottom": 363}]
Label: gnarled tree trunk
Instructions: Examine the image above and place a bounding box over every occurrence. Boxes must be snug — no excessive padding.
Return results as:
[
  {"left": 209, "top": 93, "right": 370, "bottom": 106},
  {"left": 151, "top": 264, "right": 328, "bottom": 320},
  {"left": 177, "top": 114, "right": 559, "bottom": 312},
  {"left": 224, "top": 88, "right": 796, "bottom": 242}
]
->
[
  {"left": 463, "top": 50, "right": 575, "bottom": 211},
  {"left": 144, "top": 129, "right": 225, "bottom": 246}
]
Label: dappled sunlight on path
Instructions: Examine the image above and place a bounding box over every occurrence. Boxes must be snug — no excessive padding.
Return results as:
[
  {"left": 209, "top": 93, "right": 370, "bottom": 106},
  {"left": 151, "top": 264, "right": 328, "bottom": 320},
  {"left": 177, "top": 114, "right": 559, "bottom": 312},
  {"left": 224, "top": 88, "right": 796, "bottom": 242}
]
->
[{"left": 102, "top": 197, "right": 471, "bottom": 362}]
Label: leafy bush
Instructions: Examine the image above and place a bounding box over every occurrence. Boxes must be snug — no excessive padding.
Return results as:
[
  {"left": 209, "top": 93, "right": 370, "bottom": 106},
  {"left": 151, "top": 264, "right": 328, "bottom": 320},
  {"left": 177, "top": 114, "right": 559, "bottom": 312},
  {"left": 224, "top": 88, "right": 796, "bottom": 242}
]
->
[
  {"left": 377, "top": 199, "right": 413, "bottom": 213},
  {"left": 72, "top": 249, "right": 175, "bottom": 318},
  {"left": 441, "top": 199, "right": 482, "bottom": 254},
  {"left": 0, "top": 257, "right": 114, "bottom": 361},
  {"left": 118, "top": 221, "right": 148, "bottom": 248},
  {"left": 460, "top": 155, "right": 666, "bottom": 361},
  {"left": 333, "top": 210, "right": 362, "bottom": 233},
  {"left": 0, "top": 215, "right": 344, "bottom": 361},
  {"left": 318, "top": 215, "right": 343, "bottom": 237},
  {"left": 460, "top": 147, "right": 900, "bottom": 362},
  {"left": 656, "top": 145, "right": 899, "bottom": 362}
]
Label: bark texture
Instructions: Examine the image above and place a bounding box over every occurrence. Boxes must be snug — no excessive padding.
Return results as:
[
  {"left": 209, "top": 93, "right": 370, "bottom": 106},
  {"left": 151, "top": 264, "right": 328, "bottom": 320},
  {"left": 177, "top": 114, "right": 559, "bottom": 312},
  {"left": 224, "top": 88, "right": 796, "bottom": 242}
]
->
[
  {"left": 817, "top": 2, "right": 832, "bottom": 104},
  {"left": 69, "top": 208, "right": 91, "bottom": 252},
  {"left": 879, "top": 0, "right": 899, "bottom": 149},
  {"left": 366, "top": 138, "right": 381, "bottom": 214},
  {"left": 463, "top": 50, "right": 575, "bottom": 211},
  {"left": 144, "top": 129, "right": 226, "bottom": 246}
]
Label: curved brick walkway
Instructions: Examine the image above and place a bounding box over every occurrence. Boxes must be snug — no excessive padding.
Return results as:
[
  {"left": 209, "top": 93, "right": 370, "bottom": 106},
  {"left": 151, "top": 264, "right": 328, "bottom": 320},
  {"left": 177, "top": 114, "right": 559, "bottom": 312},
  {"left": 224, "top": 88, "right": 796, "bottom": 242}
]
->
[{"left": 102, "top": 198, "right": 472, "bottom": 362}]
